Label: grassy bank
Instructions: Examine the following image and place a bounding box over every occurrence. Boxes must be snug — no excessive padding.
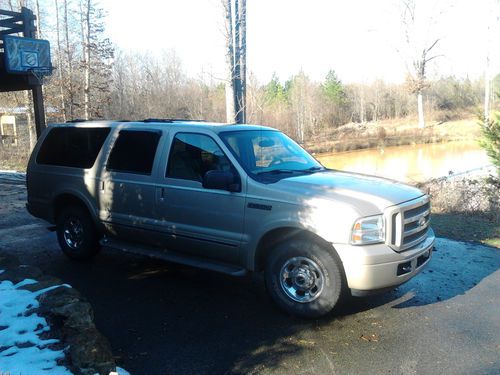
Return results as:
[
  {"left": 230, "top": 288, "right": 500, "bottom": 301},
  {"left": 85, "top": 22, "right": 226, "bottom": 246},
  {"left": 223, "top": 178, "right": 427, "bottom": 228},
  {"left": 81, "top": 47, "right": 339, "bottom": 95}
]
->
[
  {"left": 431, "top": 213, "right": 499, "bottom": 248},
  {"left": 304, "top": 117, "right": 480, "bottom": 154},
  {"left": 417, "top": 175, "right": 499, "bottom": 248}
]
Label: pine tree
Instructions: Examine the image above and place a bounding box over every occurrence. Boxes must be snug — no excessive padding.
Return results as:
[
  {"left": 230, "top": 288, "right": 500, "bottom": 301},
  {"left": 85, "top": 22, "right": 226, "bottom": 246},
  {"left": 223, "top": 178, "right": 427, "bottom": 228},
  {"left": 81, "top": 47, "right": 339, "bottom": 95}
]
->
[{"left": 479, "top": 102, "right": 500, "bottom": 175}]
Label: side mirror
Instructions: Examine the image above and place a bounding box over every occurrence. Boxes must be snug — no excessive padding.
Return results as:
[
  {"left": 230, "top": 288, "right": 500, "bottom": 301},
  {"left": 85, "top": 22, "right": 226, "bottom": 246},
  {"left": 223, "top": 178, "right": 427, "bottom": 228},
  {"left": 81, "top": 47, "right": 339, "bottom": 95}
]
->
[{"left": 202, "top": 170, "right": 240, "bottom": 192}]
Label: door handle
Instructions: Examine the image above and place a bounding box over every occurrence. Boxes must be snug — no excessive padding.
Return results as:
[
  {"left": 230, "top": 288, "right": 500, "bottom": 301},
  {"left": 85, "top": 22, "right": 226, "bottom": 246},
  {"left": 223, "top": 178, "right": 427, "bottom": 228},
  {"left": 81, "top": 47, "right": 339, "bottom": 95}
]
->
[{"left": 159, "top": 187, "right": 166, "bottom": 202}]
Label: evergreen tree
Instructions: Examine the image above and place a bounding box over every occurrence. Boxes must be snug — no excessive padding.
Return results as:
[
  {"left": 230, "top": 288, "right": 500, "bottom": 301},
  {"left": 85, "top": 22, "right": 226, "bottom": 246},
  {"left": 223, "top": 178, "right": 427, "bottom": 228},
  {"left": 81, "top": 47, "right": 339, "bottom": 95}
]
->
[
  {"left": 322, "top": 70, "right": 345, "bottom": 105},
  {"left": 479, "top": 97, "right": 500, "bottom": 175}
]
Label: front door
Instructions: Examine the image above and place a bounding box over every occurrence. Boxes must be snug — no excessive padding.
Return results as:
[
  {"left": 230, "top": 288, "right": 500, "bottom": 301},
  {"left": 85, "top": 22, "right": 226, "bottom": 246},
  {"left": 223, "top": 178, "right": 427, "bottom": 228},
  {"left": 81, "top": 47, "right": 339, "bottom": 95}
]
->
[{"left": 155, "top": 131, "right": 246, "bottom": 263}]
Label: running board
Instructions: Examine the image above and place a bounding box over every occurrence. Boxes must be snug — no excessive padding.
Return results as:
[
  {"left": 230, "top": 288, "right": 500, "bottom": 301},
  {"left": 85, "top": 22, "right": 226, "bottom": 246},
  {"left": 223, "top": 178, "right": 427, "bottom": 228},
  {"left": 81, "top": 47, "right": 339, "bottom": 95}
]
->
[{"left": 100, "top": 238, "right": 247, "bottom": 277}]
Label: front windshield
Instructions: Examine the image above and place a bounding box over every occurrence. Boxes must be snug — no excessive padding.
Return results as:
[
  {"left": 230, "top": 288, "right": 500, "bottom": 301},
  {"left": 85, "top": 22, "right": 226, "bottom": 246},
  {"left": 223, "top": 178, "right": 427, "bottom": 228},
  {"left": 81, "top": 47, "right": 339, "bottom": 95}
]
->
[{"left": 219, "top": 130, "right": 324, "bottom": 178}]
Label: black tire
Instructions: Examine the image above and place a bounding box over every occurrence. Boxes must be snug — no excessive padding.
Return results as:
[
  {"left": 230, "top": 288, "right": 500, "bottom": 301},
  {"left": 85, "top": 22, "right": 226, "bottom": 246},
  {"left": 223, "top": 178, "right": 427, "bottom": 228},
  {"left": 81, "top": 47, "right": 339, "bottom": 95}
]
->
[
  {"left": 56, "top": 205, "right": 100, "bottom": 260},
  {"left": 265, "top": 237, "right": 344, "bottom": 318}
]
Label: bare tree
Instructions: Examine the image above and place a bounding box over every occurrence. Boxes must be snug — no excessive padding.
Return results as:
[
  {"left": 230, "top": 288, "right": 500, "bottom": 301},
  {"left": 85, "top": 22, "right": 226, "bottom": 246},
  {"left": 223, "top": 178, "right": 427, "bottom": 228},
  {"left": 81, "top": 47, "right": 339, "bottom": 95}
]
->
[
  {"left": 221, "top": 0, "right": 246, "bottom": 124},
  {"left": 400, "top": 0, "right": 443, "bottom": 128},
  {"left": 222, "top": 0, "right": 235, "bottom": 123},
  {"left": 483, "top": 0, "right": 499, "bottom": 123},
  {"left": 81, "top": 0, "right": 91, "bottom": 119},
  {"left": 54, "top": 0, "right": 67, "bottom": 121},
  {"left": 239, "top": 0, "right": 246, "bottom": 122},
  {"left": 63, "top": 0, "right": 75, "bottom": 118}
]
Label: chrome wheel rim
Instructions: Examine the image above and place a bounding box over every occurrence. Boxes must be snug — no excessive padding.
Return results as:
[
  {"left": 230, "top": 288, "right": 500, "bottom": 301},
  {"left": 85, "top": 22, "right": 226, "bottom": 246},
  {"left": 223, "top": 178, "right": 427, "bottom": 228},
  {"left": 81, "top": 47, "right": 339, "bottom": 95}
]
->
[
  {"left": 279, "top": 256, "right": 325, "bottom": 303},
  {"left": 63, "top": 217, "right": 84, "bottom": 249}
]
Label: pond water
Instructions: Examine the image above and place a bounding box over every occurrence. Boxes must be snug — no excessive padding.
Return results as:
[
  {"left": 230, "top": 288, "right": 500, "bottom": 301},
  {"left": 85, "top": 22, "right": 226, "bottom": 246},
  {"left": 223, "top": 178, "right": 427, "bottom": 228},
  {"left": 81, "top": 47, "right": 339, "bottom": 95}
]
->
[{"left": 315, "top": 141, "right": 491, "bottom": 183}]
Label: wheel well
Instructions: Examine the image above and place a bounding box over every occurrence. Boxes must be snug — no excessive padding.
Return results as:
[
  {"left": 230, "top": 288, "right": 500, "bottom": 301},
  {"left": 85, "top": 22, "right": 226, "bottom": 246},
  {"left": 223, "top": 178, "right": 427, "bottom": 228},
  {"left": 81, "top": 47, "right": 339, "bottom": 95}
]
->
[
  {"left": 254, "top": 227, "right": 333, "bottom": 271},
  {"left": 52, "top": 194, "right": 90, "bottom": 222}
]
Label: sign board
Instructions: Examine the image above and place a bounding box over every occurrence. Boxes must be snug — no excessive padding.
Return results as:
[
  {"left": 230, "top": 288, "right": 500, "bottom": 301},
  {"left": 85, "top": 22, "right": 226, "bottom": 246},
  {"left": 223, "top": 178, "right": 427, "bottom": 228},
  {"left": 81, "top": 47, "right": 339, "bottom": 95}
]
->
[{"left": 3, "top": 35, "right": 52, "bottom": 75}]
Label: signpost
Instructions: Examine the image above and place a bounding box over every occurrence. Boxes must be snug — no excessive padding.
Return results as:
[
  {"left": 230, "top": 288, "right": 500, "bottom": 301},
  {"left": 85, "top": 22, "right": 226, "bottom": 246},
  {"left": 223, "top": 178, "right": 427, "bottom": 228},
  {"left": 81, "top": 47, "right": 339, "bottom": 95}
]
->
[{"left": 0, "top": 6, "right": 52, "bottom": 138}]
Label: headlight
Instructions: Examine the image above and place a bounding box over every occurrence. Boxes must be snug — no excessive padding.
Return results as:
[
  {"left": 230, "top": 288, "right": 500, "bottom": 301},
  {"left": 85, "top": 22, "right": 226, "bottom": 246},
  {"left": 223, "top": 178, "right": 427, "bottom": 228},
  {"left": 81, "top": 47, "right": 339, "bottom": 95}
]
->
[{"left": 351, "top": 214, "right": 385, "bottom": 245}]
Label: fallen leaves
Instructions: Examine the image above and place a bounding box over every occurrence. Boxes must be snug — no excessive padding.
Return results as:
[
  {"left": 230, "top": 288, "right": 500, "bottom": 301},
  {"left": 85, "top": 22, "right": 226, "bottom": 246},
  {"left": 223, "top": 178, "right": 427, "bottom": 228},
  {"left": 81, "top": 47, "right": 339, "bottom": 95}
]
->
[{"left": 360, "top": 333, "right": 379, "bottom": 342}]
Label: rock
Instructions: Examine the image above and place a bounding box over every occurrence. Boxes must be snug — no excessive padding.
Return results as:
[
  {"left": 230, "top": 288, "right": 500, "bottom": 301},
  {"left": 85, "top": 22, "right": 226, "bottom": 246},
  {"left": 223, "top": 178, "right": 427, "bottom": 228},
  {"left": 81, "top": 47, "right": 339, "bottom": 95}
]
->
[
  {"left": 66, "top": 327, "right": 115, "bottom": 375},
  {"left": 37, "top": 285, "right": 82, "bottom": 308},
  {"left": 53, "top": 301, "right": 95, "bottom": 329},
  {"left": 0, "top": 251, "right": 117, "bottom": 375}
]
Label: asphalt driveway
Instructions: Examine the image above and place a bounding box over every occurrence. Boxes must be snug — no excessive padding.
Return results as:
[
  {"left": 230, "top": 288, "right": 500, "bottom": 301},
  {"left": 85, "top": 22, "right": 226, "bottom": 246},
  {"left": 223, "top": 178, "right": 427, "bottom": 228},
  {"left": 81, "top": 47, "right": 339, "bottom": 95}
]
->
[{"left": 1, "top": 180, "right": 499, "bottom": 375}]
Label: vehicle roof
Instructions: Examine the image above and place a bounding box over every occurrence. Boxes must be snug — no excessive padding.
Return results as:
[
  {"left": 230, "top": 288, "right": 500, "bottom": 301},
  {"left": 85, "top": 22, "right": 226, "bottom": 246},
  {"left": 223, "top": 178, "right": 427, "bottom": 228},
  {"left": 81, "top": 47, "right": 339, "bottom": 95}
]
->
[{"left": 47, "top": 120, "right": 276, "bottom": 133}]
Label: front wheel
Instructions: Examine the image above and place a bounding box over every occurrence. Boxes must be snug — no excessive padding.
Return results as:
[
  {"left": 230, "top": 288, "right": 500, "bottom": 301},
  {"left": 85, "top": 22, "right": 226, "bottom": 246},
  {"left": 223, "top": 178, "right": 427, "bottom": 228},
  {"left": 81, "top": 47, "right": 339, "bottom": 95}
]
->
[
  {"left": 265, "top": 238, "right": 344, "bottom": 318},
  {"left": 56, "top": 206, "right": 100, "bottom": 260}
]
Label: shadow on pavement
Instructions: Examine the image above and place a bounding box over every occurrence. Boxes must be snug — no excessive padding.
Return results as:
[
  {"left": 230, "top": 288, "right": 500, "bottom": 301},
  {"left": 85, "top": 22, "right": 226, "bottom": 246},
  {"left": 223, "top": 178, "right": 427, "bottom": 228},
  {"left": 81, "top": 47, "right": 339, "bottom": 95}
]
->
[
  {"left": 2, "top": 179, "right": 499, "bottom": 374},
  {"left": 22, "top": 236, "right": 497, "bottom": 374}
]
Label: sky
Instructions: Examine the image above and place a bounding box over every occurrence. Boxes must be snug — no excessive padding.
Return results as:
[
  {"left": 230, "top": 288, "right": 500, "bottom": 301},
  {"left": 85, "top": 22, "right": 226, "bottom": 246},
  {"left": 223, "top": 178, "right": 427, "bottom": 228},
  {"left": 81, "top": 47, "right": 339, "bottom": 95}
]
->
[{"left": 102, "top": 0, "right": 499, "bottom": 84}]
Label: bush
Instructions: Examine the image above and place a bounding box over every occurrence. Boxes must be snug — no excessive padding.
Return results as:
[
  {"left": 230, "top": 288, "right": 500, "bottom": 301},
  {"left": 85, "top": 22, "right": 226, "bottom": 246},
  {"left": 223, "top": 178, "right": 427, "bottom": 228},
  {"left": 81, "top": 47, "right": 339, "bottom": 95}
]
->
[{"left": 479, "top": 111, "right": 500, "bottom": 175}]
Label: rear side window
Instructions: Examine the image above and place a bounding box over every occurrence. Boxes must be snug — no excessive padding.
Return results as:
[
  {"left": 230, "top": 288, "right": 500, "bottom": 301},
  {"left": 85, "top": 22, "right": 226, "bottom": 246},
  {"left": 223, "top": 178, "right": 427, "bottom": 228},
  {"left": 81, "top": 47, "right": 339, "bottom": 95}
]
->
[
  {"left": 106, "top": 130, "right": 161, "bottom": 175},
  {"left": 36, "top": 127, "right": 110, "bottom": 168}
]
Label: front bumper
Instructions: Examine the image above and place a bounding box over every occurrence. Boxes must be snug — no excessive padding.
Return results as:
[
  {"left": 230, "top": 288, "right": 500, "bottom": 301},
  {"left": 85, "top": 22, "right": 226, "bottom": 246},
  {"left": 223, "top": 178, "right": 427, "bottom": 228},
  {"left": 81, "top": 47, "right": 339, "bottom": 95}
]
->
[{"left": 334, "top": 228, "right": 435, "bottom": 293}]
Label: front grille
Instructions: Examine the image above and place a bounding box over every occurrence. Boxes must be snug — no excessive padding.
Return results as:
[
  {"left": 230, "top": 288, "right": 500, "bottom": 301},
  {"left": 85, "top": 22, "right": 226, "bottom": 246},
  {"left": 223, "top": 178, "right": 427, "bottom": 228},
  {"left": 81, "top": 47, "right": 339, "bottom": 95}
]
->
[{"left": 386, "top": 196, "right": 431, "bottom": 252}]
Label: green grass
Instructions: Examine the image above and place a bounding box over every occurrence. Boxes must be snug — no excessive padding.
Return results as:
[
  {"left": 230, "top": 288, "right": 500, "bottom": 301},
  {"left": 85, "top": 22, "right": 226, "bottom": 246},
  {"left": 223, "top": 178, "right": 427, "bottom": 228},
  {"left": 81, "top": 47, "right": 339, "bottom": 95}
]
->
[{"left": 431, "top": 212, "right": 500, "bottom": 248}]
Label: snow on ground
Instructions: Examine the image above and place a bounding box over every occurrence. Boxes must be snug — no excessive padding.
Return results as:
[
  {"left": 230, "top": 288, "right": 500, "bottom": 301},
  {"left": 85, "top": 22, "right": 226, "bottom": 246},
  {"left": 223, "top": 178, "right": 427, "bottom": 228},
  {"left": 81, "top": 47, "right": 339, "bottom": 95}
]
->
[
  {"left": 0, "top": 170, "right": 26, "bottom": 185},
  {"left": 0, "top": 272, "right": 72, "bottom": 375}
]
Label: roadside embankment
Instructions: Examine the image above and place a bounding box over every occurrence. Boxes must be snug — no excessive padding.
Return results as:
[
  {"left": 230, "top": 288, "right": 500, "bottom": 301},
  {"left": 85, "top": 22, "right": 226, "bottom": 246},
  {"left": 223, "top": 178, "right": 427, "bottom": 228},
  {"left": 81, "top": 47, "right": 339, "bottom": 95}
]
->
[
  {"left": 305, "top": 118, "right": 480, "bottom": 154},
  {"left": 416, "top": 170, "right": 499, "bottom": 248},
  {"left": 0, "top": 252, "right": 121, "bottom": 375}
]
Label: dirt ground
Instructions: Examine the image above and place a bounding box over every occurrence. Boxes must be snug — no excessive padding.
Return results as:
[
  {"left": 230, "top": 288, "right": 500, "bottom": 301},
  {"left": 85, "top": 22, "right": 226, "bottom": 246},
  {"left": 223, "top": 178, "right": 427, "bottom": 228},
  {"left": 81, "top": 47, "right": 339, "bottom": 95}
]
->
[{"left": 1, "top": 179, "right": 499, "bottom": 375}]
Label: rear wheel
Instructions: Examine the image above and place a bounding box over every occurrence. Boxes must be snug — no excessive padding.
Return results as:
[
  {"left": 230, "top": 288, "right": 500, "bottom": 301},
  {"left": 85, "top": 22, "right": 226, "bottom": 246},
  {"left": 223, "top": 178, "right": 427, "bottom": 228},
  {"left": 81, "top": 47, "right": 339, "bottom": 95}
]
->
[
  {"left": 56, "top": 206, "right": 100, "bottom": 260},
  {"left": 265, "top": 237, "right": 344, "bottom": 318}
]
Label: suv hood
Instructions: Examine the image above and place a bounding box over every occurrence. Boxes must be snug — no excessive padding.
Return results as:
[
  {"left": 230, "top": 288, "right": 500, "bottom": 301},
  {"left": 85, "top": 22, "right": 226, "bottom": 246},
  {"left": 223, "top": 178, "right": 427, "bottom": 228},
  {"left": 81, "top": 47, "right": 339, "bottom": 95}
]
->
[{"left": 273, "top": 170, "right": 424, "bottom": 214}]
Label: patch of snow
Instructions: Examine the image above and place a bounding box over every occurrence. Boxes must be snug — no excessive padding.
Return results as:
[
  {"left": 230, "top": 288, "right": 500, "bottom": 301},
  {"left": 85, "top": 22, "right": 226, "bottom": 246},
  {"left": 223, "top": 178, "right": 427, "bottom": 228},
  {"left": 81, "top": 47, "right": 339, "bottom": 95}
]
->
[
  {"left": 0, "top": 278, "right": 72, "bottom": 375},
  {"left": 100, "top": 366, "right": 131, "bottom": 375}
]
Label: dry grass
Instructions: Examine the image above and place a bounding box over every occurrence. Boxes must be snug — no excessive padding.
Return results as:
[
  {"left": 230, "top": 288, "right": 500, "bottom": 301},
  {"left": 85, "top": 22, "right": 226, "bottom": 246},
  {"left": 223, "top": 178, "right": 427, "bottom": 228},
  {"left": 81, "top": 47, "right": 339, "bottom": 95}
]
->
[
  {"left": 304, "top": 117, "right": 481, "bottom": 154},
  {"left": 0, "top": 145, "right": 30, "bottom": 171},
  {"left": 417, "top": 175, "right": 500, "bottom": 248}
]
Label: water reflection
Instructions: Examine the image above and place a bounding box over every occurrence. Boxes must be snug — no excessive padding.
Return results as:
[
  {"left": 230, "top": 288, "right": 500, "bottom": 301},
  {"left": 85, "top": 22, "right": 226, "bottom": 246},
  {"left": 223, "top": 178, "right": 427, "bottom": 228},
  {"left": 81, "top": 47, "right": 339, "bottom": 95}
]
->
[{"left": 316, "top": 141, "right": 490, "bottom": 183}]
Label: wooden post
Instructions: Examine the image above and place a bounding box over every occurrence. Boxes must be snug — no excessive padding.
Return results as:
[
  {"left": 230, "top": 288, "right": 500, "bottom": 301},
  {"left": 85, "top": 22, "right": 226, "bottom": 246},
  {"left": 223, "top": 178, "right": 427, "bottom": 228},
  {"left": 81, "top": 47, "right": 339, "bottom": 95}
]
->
[
  {"left": 22, "top": 6, "right": 46, "bottom": 137},
  {"left": 32, "top": 86, "right": 46, "bottom": 138}
]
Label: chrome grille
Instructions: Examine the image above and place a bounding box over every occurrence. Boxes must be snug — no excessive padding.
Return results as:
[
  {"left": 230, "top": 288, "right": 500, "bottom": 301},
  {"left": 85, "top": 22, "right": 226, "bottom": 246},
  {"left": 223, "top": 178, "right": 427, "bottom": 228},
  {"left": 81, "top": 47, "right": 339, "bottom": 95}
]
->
[{"left": 385, "top": 196, "right": 431, "bottom": 252}]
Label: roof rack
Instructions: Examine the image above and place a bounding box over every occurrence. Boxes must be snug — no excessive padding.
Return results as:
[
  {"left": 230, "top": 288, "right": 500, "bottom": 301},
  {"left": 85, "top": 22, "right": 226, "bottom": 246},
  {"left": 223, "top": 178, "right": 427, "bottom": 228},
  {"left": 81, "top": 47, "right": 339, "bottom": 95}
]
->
[
  {"left": 142, "top": 118, "right": 207, "bottom": 123},
  {"left": 65, "top": 119, "right": 131, "bottom": 123},
  {"left": 66, "top": 119, "right": 90, "bottom": 123}
]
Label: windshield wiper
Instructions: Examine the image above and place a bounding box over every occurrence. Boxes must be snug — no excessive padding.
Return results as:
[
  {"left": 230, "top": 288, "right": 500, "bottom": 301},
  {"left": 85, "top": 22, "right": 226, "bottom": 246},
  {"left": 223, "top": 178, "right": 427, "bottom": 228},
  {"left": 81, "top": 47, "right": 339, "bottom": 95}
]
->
[
  {"left": 299, "top": 166, "right": 325, "bottom": 173},
  {"left": 256, "top": 167, "right": 325, "bottom": 176},
  {"left": 256, "top": 169, "right": 297, "bottom": 175}
]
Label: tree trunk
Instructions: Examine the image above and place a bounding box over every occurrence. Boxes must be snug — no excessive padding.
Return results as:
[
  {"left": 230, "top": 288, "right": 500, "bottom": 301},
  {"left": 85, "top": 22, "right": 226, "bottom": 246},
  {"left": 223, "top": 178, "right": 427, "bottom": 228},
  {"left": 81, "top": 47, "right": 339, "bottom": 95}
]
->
[
  {"left": 24, "top": 91, "right": 36, "bottom": 151},
  {"left": 360, "top": 88, "right": 365, "bottom": 123},
  {"left": 484, "top": 54, "right": 490, "bottom": 124},
  {"left": 239, "top": 0, "right": 246, "bottom": 123},
  {"left": 34, "top": 0, "right": 41, "bottom": 38},
  {"left": 417, "top": 91, "right": 425, "bottom": 128},
  {"left": 223, "top": 0, "right": 235, "bottom": 123},
  {"left": 83, "top": 0, "right": 91, "bottom": 120},
  {"left": 55, "top": 0, "right": 67, "bottom": 121},
  {"left": 233, "top": 0, "right": 243, "bottom": 123},
  {"left": 63, "top": 0, "right": 74, "bottom": 119}
]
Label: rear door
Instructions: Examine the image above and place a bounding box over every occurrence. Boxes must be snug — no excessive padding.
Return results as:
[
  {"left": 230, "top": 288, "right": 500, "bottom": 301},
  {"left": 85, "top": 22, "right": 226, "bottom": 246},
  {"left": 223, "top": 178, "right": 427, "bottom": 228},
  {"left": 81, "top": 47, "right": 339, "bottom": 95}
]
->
[{"left": 98, "top": 128, "right": 164, "bottom": 243}]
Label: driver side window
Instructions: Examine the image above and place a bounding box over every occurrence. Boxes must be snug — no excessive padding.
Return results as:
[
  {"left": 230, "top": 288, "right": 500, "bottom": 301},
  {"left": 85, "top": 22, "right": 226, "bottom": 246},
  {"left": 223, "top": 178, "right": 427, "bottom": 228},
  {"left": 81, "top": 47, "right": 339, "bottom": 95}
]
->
[{"left": 166, "top": 133, "right": 232, "bottom": 182}]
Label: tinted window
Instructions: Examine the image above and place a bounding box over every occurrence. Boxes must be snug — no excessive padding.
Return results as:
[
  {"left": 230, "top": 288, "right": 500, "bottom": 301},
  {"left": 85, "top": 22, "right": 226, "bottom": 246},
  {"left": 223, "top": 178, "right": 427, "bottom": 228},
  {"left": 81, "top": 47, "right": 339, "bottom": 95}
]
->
[
  {"left": 37, "top": 127, "right": 110, "bottom": 168},
  {"left": 107, "top": 130, "right": 161, "bottom": 175},
  {"left": 166, "top": 133, "right": 232, "bottom": 182}
]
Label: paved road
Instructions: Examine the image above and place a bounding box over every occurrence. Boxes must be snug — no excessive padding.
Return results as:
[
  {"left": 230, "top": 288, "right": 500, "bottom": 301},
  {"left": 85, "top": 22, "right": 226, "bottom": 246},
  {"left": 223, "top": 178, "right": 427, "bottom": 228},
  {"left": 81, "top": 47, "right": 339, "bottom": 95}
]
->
[{"left": 1, "top": 181, "right": 499, "bottom": 375}]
